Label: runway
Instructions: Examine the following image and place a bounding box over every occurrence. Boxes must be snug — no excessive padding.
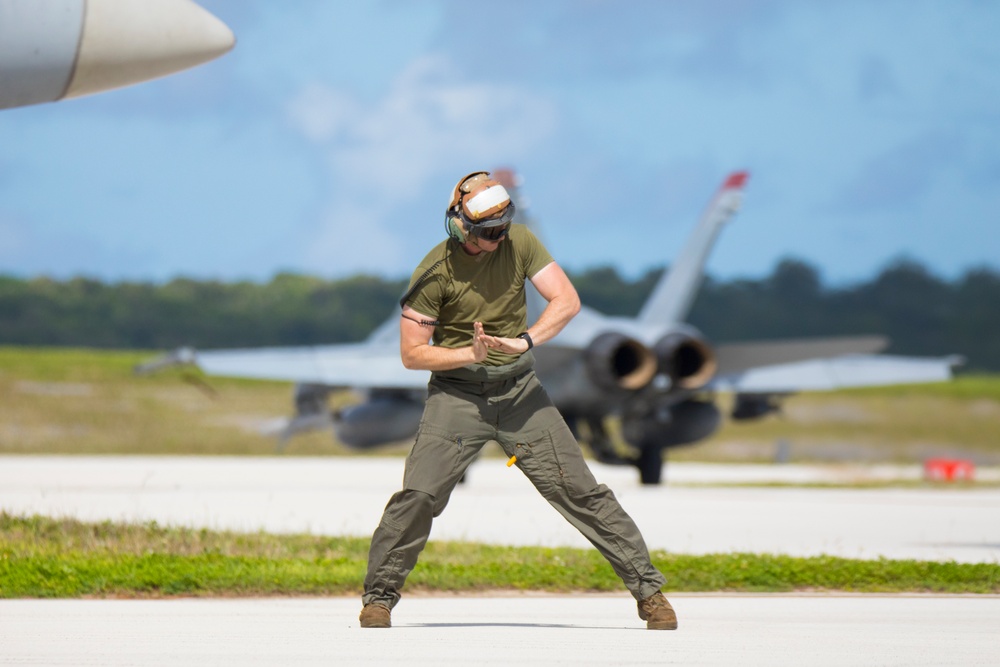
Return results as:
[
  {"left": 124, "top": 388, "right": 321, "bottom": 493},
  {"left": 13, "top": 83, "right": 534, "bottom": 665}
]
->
[
  {"left": 2, "top": 595, "right": 998, "bottom": 666},
  {"left": 1, "top": 456, "right": 998, "bottom": 563},
  {"left": 2, "top": 456, "right": 999, "bottom": 665}
]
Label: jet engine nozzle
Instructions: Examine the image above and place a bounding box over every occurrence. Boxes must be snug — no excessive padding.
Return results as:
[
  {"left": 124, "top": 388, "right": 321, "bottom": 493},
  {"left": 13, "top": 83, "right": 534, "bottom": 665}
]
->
[
  {"left": 583, "top": 332, "right": 659, "bottom": 391},
  {"left": 654, "top": 332, "right": 717, "bottom": 390}
]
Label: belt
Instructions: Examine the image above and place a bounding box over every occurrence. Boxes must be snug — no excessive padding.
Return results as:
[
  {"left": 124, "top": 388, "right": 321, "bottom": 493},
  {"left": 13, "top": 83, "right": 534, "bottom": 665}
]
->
[{"left": 431, "top": 350, "right": 535, "bottom": 383}]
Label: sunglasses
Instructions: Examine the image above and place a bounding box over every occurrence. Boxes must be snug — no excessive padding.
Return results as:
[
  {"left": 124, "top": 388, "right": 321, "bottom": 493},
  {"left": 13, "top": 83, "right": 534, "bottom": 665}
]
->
[{"left": 471, "top": 223, "right": 510, "bottom": 242}]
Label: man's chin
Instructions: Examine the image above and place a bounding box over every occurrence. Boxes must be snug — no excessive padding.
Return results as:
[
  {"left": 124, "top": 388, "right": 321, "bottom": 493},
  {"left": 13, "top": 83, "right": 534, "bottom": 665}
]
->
[{"left": 475, "top": 240, "right": 502, "bottom": 251}]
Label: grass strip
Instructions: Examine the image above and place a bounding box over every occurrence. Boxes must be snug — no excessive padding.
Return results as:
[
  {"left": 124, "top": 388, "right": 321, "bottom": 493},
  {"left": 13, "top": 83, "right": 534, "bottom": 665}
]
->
[{"left": 2, "top": 513, "right": 998, "bottom": 598}]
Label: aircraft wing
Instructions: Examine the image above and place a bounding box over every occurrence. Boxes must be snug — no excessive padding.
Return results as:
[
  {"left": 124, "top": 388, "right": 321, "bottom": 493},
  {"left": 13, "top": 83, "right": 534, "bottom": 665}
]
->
[
  {"left": 712, "top": 353, "right": 961, "bottom": 393},
  {"left": 152, "top": 343, "right": 430, "bottom": 391},
  {"left": 713, "top": 335, "right": 889, "bottom": 375}
]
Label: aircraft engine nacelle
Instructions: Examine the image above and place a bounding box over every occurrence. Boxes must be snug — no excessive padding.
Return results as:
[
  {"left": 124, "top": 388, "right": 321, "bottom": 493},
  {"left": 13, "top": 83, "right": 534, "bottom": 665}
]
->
[
  {"left": 583, "top": 332, "right": 659, "bottom": 391},
  {"left": 334, "top": 396, "right": 423, "bottom": 449},
  {"left": 654, "top": 332, "right": 717, "bottom": 390},
  {"left": 731, "top": 393, "right": 782, "bottom": 420},
  {"left": 294, "top": 383, "right": 331, "bottom": 416},
  {"left": 621, "top": 399, "right": 722, "bottom": 449}
]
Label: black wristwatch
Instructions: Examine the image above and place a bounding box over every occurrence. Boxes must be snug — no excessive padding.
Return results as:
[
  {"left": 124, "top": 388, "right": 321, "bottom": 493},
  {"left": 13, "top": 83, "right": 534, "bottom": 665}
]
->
[{"left": 517, "top": 332, "right": 534, "bottom": 350}]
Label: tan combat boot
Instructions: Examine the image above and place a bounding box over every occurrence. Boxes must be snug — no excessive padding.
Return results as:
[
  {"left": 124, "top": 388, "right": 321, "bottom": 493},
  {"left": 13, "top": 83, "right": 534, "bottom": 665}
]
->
[
  {"left": 637, "top": 592, "right": 678, "bottom": 630},
  {"left": 359, "top": 603, "right": 391, "bottom": 628}
]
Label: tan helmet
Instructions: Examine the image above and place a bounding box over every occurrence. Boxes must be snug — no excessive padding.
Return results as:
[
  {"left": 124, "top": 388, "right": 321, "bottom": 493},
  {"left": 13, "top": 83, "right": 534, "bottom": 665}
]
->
[{"left": 444, "top": 170, "right": 517, "bottom": 242}]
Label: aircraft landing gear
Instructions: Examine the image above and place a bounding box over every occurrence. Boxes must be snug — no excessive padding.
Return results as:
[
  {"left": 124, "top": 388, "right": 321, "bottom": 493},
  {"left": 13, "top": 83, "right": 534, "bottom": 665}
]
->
[
  {"left": 568, "top": 414, "right": 667, "bottom": 485},
  {"left": 636, "top": 443, "right": 665, "bottom": 485},
  {"left": 575, "top": 416, "right": 637, "bottom": 467}
]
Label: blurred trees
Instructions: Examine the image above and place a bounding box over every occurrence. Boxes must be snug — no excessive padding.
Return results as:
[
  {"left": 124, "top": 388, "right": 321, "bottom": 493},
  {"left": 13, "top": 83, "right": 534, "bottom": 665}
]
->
[
  {"left": 0, "top": 259, "right": 997, "bottom": 371},
  {"left": 0, "top": 273, "right": 406, "bottom": 350}
]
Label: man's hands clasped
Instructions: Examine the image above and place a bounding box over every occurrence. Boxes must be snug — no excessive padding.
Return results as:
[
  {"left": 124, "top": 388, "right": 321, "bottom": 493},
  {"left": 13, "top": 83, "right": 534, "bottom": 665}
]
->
[{"left": 472, "top": 321, "right": 530, "bottom": 362}]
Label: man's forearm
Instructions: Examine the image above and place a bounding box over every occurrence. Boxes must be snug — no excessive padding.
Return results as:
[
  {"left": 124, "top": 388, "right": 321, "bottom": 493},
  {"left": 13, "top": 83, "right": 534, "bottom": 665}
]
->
[
  {"left": 402, "top": 343, "right": 479, "bottom": 371},
  {"left": 526, "top": 291, "right": 581, "bottom": 346}
]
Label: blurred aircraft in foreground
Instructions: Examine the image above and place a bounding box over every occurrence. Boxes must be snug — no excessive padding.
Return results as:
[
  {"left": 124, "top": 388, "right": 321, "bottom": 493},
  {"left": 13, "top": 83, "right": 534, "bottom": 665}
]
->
[
  {"left": 138, "top": 170, "right": 959, "bottom": 484},
  {"left": 0, "top": 0, "right": 234, "bottom": 110}
]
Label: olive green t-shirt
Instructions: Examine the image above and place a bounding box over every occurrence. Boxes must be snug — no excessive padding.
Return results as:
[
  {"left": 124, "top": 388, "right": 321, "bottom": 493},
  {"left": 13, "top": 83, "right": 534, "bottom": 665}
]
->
[{"left": 403, "top": 224, "right": 554, "bottom": 366}]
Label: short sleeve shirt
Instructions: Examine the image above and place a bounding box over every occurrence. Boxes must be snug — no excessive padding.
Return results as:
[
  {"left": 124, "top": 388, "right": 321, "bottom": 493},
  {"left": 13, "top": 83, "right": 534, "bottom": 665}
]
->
[{"left": 403, "top": 224, "right": 554, "bottom": 366}]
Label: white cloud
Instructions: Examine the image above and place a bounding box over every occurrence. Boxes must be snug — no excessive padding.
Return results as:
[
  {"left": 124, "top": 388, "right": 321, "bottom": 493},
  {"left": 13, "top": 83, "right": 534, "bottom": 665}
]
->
[
  {"left": 285, "top": 84, "right": 361, "bottom": 143},
  {"left": 289, "top": 54, "right": 556, "bottom": 181},
  {"left": 285, "top": 54, "right": 559, "bottom": 274}
]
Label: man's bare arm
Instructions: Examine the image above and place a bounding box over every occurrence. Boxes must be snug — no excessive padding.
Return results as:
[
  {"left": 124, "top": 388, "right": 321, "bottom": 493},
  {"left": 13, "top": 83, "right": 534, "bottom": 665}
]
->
[
  {"left": 525, "top": 261, "right": 581, "bottom": 343},
  {"left": 481, "top": 261, "right": 581, "bottom": 355},
  {"left": 399, "top": 305, "right": 490, "bottom": 371}
]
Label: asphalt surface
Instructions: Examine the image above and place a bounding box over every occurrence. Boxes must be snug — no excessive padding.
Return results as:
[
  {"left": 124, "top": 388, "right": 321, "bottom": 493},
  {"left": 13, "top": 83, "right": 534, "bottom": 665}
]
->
[
  {"left": 2, "top": 456, "right": 999, "bottom": 665},
  {"left": 2, "top": 595, "right": 999, "bottom": 666}
]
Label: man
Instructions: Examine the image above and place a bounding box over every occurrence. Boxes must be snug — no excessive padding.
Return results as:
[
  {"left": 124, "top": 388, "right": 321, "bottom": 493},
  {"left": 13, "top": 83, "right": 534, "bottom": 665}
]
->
[{"left": 359, "top": 170, "right": 677, "bottom": 630}]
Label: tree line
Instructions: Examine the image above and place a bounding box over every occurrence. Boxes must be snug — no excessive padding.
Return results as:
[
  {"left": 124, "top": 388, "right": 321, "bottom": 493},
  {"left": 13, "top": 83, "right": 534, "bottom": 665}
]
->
[{"left": 1, "top": 258, "right": 997, "bottom": 371}]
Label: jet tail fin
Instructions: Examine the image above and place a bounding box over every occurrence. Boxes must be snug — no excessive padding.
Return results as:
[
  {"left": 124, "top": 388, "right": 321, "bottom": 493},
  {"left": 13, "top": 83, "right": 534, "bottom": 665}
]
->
[{"left": 638, "top": 171, "right": 749, "bottom": 326}]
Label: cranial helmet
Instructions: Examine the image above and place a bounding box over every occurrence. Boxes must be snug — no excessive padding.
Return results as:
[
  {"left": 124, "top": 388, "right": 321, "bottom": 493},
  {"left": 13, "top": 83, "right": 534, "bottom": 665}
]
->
[{"left": 444, "top": 171, "right": 517, "bottom": 243}]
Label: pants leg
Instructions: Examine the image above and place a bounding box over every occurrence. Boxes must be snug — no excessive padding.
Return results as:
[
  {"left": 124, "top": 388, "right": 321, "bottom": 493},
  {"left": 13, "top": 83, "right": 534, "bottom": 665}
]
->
[
  {"left": 498, "top": 372, "right": 667, "bottom": 601},
  {"left": 362, "top": 488, "right": 434, "bottom": 608},
  {"left": 362, "top": 384, "right": 489, "bottom": 609}
]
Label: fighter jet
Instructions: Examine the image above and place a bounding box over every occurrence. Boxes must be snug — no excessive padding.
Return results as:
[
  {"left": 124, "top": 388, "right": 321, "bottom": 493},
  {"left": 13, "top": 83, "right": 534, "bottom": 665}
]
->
[
  {"left": 137, "top": 171, "right": 959, "bottom": 484},
  {"left": 0, "top": 0, "right": 234, "bottom": 110}
]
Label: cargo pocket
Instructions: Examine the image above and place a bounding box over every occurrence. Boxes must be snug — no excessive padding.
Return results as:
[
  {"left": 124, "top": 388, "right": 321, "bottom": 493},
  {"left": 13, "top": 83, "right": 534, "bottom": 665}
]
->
[
  {"left": 526, "top": 418, "right": 600, "bottom": 497},
  {"left": 511, "top": 427, "right": 566, "bottom": 499},
  {"left": 403, "top": 421, "right": 466, "bottom": 497}
]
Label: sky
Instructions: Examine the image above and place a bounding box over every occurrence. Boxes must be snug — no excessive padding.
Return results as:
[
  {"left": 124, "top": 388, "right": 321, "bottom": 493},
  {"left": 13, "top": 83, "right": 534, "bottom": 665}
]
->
[{"left": 1, "top": 0, "right": 998, "bottom": 286}]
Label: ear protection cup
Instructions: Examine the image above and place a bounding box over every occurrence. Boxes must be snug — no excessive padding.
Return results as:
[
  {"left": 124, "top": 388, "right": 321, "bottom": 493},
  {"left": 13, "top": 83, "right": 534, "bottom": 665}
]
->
[
  {"left": 445, "top": 215, "right": 467, "bottom": 243},
  {"left": 446, "top": 173, "right": 485, "bottom": 243}
]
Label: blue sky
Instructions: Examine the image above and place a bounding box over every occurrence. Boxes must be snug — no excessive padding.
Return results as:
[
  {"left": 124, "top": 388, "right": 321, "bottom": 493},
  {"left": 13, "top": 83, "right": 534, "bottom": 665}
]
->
[{"left": 1, "top": 0, "right": 997, "bottom": 285}]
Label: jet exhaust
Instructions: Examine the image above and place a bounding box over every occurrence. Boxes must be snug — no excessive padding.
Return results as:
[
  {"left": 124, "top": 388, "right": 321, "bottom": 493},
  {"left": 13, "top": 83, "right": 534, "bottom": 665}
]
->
[
  {"left": 583, "top": 332, "right": 659, "bottom": 391},
  {"left": 653, "top": 332, "right": 717, "bottom": 390}
]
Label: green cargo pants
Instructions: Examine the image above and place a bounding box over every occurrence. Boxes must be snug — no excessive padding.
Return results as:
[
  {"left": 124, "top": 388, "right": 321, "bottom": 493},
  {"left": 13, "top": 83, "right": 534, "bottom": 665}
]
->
[{"left": 362, "top": 356, "right": 667, "bottom": 609}]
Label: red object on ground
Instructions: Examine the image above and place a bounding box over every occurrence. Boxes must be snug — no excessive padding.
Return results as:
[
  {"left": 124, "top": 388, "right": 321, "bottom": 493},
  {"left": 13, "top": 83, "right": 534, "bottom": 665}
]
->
[{"left": 923, "top": 458, "right": 976, "bottom": 482}]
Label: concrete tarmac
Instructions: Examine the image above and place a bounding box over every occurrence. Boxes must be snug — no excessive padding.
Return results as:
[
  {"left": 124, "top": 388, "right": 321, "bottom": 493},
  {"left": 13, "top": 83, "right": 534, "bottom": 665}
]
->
[
  {"left": 2, "top": 456, "right": 999, "bottom": 665},
  {"left": 2, "top": 595, "right": 999, "bottom": 666},
  {"left": 1, "top": 456, "right": 998, "bottom": 563}
]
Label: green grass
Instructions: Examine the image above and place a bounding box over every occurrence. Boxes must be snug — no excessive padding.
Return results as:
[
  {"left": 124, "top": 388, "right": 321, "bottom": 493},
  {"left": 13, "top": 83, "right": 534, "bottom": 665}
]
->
[
  {"left": 2, "top": 345, "right": 1000, "bottom": 464},
  {"left": 836, "top": 374, "right": 1000, "bottom": 401},
  {"left": 0, "top": 346, "right": 406, "bottom": 457},
  {"left": 2, "top": 514, "right": 997, "bottom": 598},
  {"left": 670, "top": 374, "right": 1000, "bottom": 465}
]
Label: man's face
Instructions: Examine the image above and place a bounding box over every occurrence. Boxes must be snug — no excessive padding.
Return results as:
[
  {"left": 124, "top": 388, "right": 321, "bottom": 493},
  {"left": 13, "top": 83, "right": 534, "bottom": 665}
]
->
[
  {"left": 472, "top": 235, "right": 504, "bottom": 252},
  {"left": 466, "top": 218, "right": 510, "bottom": 251},
  {"left": 472, "top": 220, "right": 510, "bottom": 240}
]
